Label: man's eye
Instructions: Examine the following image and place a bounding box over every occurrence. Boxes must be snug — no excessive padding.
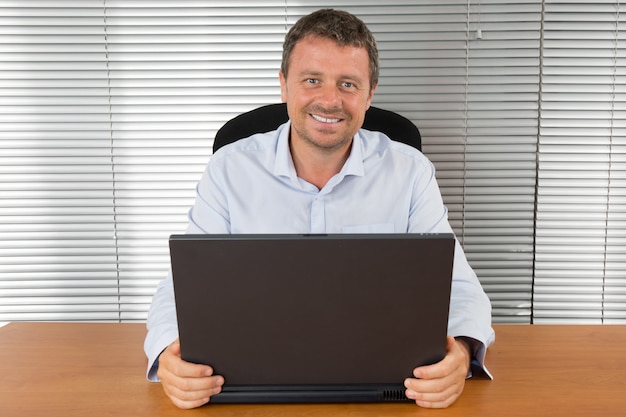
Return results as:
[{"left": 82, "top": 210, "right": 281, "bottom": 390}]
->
[
  {"left": 342, "top": 82, "right": 354, "bottom": 88},
  {"left": 306, "top": 78, "right": 319, "bottom": 84}
]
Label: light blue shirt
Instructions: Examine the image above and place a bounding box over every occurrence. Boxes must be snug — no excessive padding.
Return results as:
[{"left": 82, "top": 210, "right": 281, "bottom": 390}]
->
[{"left": 145, "top": 121, "right": 495, "bottom": 380}]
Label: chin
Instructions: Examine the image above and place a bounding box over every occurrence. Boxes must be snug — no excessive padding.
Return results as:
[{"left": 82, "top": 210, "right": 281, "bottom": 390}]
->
[{"left": 310, "top": 135, "right": 353, "bottom": 152}]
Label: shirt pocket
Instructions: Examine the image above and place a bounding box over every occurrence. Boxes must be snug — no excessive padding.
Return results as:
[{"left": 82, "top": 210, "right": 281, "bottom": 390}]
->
[{"left": 342, "top": 223, "right": 395, "bottom": 233}]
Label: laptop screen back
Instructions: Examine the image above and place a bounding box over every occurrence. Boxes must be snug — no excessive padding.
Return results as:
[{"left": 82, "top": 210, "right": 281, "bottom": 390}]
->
[{"left": 169, "top": 233, "right": 455, "bottom": 403}]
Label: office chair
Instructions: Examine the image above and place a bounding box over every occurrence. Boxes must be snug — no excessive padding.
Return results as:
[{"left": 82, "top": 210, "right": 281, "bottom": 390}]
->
[{"left": 213, "top": 103, "right": 421, "bottom": 153}]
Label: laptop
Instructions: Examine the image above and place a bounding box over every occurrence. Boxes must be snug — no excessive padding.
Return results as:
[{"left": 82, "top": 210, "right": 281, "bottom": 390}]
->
[{"left": 169, "top": 233, "right": 455, "bottom": 403}]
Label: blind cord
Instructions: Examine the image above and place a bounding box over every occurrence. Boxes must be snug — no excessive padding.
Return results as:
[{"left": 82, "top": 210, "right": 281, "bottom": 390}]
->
[
  {"left": 602, "top": 0, "right": 620, "bottom": 324},
  {"left": 103, "top": 0, "right": 122, "bottom": 323}
]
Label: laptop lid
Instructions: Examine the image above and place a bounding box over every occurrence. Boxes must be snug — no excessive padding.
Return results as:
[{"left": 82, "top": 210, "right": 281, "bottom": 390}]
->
[{"left": 169, "top": 233, "right": 455, "bottom": 404}]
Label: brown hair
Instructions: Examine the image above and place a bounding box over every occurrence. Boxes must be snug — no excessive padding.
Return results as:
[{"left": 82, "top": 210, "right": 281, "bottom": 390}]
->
[{"left": 281, "top": 9, "right": 379, "bottom": 90}]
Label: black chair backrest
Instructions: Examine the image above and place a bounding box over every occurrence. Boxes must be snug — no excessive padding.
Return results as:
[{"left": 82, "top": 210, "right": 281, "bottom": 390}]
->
[{"left": 213, "top": 103, "right": 421, "bottom": 153}]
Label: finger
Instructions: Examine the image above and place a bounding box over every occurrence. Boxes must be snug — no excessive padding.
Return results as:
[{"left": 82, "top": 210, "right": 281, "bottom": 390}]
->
[
  {"left": 162, "top": 375, "right": 224, "bottom": 409},
  {"left": 405, "top": 374, "right": 457, "bottom": 398},
  {"left": 164, "top": 386, "right": 214, "bottom": 410},
  {"left": 413, "top": 358, "right": 452, "bottom": 380},
  {"left": 163, "top": 357, "right": 215, "bottom": 379},
  {"left": 162, "top": 384, "right": 211, "bottom": 410},
  {"left": 159, "top": 344, "right": 215, "bottom": 379},
  {"left": 168, "top": 340, "right": 182, "bottom": 355},
  {"left": 404, "top": 376, "right": 464, "bottom": 409},
  {"left": 406, "top": 392, "right": 457, "bottom": 408},
  {"left": 405, "top": 365, "right": 465, "bottom": 400},
  {"left": 159, "top": 361, "right": 223, "bottom": 391}
]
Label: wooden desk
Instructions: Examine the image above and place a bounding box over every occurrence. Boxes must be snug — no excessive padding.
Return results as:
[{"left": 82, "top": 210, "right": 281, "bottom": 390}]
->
[{"left": 0, "top": 323, "right": 624, "bottom": 417}]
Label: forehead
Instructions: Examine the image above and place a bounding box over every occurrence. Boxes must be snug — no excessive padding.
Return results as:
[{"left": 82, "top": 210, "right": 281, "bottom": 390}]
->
[{"left": 288, "top": 36, "right": 370, "bottom": 79}]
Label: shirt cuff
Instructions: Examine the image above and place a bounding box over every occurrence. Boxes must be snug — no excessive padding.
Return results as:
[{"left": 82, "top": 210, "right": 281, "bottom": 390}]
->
[
  {"left": 455, "top": 336, "right": 493, "bottom": 380},
  {"left": 144, "top": 330, "right": 178, "bottom": 382}
]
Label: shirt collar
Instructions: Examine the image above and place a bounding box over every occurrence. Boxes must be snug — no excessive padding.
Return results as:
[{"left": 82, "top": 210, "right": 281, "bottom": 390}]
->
[{"left": 273, "top": 121, "right": 366, "bottom": 183}]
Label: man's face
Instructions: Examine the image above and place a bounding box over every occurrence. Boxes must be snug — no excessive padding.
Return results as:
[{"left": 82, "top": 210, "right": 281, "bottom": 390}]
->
[{"left": 279, "top": 35, "right": 377, "bottom": 153}]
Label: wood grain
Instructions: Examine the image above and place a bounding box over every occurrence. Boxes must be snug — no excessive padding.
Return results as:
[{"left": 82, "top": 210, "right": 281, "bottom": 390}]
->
[{"left": 1, "top": 322, "right": 625, "bottom": 417}]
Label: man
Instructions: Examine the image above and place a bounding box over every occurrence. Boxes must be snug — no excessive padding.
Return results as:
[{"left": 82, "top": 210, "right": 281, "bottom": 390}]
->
[{"left": 145, "top": 8, "right": 495, "bottom": 409}]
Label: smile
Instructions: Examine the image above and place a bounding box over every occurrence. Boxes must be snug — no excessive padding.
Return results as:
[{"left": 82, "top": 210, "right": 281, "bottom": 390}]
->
[{"left": 311, "top": 114, "right": 342, "bottom": 124}]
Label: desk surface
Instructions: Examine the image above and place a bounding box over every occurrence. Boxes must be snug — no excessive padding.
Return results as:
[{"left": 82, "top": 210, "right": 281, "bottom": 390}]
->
[{"left": 0, "top": 322, "right": 624, "bottom": 417}]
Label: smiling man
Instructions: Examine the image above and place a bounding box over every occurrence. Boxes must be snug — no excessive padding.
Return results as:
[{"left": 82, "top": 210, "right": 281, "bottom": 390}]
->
[{"left": 144, "top": 9, "right": 495, "bottom": 410}]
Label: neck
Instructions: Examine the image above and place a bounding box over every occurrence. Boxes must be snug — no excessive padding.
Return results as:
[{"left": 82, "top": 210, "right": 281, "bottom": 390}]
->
[{"left": 290, "top": 138, "right": 352, "bottom": 190}]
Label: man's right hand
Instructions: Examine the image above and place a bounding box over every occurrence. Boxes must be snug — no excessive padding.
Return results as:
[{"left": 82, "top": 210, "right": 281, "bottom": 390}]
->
[{"left": 157, "top": 339, "right": 225, "bottom": 409}]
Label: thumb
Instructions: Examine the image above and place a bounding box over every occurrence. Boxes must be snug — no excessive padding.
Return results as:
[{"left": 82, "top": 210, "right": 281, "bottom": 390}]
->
[
  {"left": 446, "top": 335, "right": 456, "bottom": 351},
  {"left": 168, "top": 339, "right": 182, "bottom": 355}
]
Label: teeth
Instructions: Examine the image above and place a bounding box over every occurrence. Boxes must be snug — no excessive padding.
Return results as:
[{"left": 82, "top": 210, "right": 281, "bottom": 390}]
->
[{"left": 312, "top": 114, "right": 341, "bottom": 123}]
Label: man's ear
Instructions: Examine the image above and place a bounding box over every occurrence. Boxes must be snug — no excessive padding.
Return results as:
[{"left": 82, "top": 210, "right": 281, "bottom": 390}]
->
[{"left": 279, "top": 70, "right": 287, "bottom": 103}]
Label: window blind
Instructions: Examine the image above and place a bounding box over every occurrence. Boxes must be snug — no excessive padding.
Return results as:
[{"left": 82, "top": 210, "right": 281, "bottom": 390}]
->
[
  {"left": 0, "top": 2, "right": 119, "bottom": 320},
  {"left": 0, "top": 0, "right": 624, "bottom": 324},
  {"left": 0, "top": 0, "right": 287, "bottom": 322},
  {"left": 322, "top": 0, "right": 540, "bottom": 322},
  {"left": 102, "top": 1, "right": 286, "bottom": 321},
  {"left": 457, "top": 0, "right": 540, "bottom": 322},
  {"left": 535, "top": 0, "right": 626, "bottom": 323}
]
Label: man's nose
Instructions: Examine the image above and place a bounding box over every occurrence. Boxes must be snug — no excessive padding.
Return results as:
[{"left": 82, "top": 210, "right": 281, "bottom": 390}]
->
[{"left": 318, "top": 84, "right": 341, "bottom": 107}]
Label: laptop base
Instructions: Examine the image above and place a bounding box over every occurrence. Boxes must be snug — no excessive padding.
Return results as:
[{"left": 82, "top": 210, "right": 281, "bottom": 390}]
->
[{"left": 211, "top": 384, "right": 410, "bottom": 404}]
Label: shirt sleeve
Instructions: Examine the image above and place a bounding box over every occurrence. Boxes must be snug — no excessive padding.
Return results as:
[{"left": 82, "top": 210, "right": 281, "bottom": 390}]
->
[
  {"left": 144, "top": 271, "right": 178, "bottom": 381},
  {"left": 407, "top": 156, "right": 495, "bottom": 378}
]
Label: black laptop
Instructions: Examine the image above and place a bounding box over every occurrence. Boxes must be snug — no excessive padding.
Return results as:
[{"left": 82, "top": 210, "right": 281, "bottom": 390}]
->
[{"left": 169, "top": 233, "right": 455, "bottom": 403}]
